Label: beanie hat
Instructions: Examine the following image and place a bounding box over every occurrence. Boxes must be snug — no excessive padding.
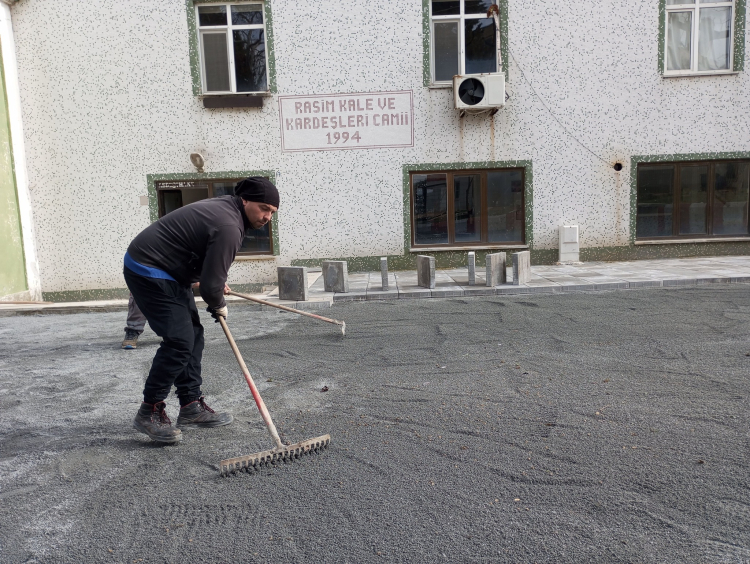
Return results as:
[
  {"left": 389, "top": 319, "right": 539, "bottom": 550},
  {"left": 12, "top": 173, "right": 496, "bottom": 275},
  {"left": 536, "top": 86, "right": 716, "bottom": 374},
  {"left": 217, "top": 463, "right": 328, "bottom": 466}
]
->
[{"left": 234, "top": 177, "right": 280, "bottom": 209}]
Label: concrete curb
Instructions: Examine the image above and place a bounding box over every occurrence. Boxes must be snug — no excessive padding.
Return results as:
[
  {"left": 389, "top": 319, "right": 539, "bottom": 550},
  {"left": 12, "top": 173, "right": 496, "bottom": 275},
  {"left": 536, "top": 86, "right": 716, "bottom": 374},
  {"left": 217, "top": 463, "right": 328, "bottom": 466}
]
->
[{"left": 3, "top": 277, "right": 749, "bottom": 316}]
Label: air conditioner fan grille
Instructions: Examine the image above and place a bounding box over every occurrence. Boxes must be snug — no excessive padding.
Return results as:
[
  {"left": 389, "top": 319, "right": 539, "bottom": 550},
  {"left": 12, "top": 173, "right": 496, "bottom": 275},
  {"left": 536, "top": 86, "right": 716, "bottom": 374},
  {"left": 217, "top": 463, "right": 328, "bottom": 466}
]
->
[{"left": 458, "top": 78, "right": 485, "bottom": 106}]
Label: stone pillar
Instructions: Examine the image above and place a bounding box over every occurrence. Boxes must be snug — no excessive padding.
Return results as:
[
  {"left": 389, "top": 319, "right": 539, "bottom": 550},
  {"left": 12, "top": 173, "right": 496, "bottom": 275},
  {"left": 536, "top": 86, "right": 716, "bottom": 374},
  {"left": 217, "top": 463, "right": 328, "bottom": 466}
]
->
[
  {"left": 277, "top": 266, "right": 308, "bottom": 301},
  {"left": 416, "top": 255, "right": 436, "bottom": 289},
  {"left": 380, "top": 257, "right": 389, "bottom": 291},
  {"left": 559, "top": 225, "right": 580, "bottom": 263},
  {"left": 467, "top": 252, "right": 476, "bottom": 285},
  {"left": 486, "top": 252, "right": 506, "bottom": 286},
  {"left": 322, "top": 260, "right": 349, "bottom": 293},
  {"left": 512, "top": 251, "right": 531, "bottom": 285}
]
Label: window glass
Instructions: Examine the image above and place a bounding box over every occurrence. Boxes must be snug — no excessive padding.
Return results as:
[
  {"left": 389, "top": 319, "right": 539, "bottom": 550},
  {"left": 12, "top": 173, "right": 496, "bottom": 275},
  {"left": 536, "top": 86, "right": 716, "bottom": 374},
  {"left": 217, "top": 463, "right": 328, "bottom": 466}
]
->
[
  {"left": 212, "top": 182, "right": 235, "bottom": 197},
  {"left": 465, "top": 0, "right": 495, "bottom": 14},
  {"left": 486, "top": 170, "right": 523, "bottom": 242},
  {"left": 637, "top": 166, "right": 674, "bottom": 237},
  {"left": 430, "top": 1, "right": 499, "bottom": 82},
  {"left": 162, "top": 191, "right": 182, "bottom": 216},
  {"left": 202, "top": 33, "right": 231, "bottom": 91},
  {"left": 198, "top": 5, "right": 227, "bottom": 26},
  {"left": 667, "top": 0, "right": 694, "bottom": 4},
  {"left": 413, "top": 174, "right": 449, "bottom": 245},
  {"left": 242, "top": 223, "right": 271, "bottom": 253},
  {"left": 231, "top": 4, "right": 263, "bottom": 25},
  {"left": 198, "top": 3, "right": 270, "bottom": 94},
  {"left": 713, "top": 162, "right": 750, "bottom": 235},
  {"left": 454, "top": 175, "right": 481, "bottom": 242},
  {"left": 233, "top": 30, "right": 267, "bottom": 92},
  {"left": 678, "top": 165, "right": 708, "bottom": 234},
  {"left": 698, "top": 7, "right": 731, "bottom": 70},
  {"left": 667, "top": 12, "right": 693, "bottom": 71},
  {"left": 434, "top": 22, "right": 459, "bottom": 82},
  {"left": 432, "top": 0, "right": 460, "bottom": 16},
  {"left": 464, "top": 18, "right": 496, "bottom": 75},
  {"left": 181, "top": 187, "right": 209, "bottom": 206}
]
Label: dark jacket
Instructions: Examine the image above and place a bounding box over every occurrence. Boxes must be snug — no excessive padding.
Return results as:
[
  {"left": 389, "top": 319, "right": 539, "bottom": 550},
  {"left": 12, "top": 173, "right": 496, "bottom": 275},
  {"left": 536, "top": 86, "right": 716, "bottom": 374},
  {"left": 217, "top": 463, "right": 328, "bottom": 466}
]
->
[{"left": 127, "top": 196, "right": 250, "bottom": 309}]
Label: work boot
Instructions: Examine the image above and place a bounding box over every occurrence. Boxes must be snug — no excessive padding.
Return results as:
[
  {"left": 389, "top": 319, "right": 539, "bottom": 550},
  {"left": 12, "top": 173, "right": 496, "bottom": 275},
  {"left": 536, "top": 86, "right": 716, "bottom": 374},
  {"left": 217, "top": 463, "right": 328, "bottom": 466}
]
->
[
  {"left": 133, "top": 401, "right": 182, "bottom": 443},
  {"left": 177, "top": 397, "right": 233, "bottom": 429},
  {"left": 122, "top": 329, "right": 140, "bottom": 349}
]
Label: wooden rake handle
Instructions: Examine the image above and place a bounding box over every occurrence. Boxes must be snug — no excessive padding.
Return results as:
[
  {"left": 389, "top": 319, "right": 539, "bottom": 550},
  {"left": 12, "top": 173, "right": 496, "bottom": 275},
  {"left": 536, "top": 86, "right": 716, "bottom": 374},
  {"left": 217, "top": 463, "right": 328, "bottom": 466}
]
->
[
  {"left": 227, "top": 290, "right": 346, "bottom": 332},
  {"left": 216, "top": 316, "right": 284, "bottom": 451}
]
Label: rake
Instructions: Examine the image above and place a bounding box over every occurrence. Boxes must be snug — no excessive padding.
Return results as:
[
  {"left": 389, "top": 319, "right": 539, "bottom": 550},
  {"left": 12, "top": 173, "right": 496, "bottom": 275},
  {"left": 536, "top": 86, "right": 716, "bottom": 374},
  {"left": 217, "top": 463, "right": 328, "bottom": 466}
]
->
[
  {"left": 216, "top": 316, "right": 330, "bottom": 476},
  {"left": 227, "top": 290, "right": 346, "bottom": 336}
]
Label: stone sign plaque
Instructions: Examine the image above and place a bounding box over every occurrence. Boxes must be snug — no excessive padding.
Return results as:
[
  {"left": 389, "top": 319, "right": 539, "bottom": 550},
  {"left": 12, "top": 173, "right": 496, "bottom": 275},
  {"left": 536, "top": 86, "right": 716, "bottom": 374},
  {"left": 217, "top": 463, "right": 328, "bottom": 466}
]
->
[{"left": 278, "top": 90, "right": 414, "bottom": 152}]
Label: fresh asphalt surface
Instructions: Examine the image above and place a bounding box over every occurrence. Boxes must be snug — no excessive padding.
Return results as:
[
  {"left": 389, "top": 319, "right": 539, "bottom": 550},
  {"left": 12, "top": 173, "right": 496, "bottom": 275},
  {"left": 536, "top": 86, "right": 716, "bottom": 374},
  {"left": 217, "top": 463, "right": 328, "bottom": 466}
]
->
[{"left": 1, "top": 286, "right": 749, "bottom": 563}]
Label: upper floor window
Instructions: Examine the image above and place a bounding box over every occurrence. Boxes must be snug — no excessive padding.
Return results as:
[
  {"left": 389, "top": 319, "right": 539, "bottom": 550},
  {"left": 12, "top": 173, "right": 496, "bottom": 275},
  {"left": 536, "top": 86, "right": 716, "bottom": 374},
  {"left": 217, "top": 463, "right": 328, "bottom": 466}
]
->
[
  {"left": 430, "top": 0, "right": 499, "bottom": 84},
  {"left": 665, "top": 0, "right": 735, "bottom": 75},
  {"left": 197, "top": 3, "right": 268, "bottom": 94}
]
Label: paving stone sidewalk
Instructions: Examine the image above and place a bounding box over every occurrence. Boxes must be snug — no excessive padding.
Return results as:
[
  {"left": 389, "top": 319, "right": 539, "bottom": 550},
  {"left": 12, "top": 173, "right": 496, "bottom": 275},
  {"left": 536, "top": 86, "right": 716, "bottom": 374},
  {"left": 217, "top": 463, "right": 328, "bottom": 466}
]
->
[
  {"left": 1, "top": 255, "right": 749, "bottom": 316},
  {"left": 313, "top": 254, "right": 750, "bottom": 304}
]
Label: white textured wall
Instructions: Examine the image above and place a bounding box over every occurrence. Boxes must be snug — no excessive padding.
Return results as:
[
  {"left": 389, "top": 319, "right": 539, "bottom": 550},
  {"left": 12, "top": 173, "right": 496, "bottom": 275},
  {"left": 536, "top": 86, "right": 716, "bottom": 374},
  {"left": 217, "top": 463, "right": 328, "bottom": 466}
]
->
[{"left": 10, "top": 0, "right": 750, "bottom": 292}]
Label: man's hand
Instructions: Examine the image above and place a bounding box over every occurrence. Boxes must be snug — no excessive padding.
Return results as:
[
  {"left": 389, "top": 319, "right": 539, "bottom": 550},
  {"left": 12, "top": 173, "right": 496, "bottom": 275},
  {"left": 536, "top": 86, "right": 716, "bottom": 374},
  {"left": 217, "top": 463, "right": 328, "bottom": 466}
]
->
[
  {"left": 208, "top": 305, "right": 228, "bottom": 322},
  {"left": 224, "top": 283, "right": 231, "bottom": 295}
]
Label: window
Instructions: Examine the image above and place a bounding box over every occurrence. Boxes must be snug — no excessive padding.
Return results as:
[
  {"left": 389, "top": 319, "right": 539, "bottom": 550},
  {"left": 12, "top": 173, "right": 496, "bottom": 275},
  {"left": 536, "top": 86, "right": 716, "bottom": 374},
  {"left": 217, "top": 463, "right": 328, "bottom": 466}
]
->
[
  {"left": 430, "top": 0, "right": 499, "bottom": 84},
  {"left": 155, "top": 179, "right": 274, "bottom": 254},
  {"left": 196, "top": 2, "right": 268, "bottom": 93},
  {"left": 410, "top": 168, "right": 525, "bottom": 247},
  {"left": 636, "top": 160, "right": 750, "bottom": 239},
  {"left": 664, "top": 0, "right": 735, "bottom": 75}
]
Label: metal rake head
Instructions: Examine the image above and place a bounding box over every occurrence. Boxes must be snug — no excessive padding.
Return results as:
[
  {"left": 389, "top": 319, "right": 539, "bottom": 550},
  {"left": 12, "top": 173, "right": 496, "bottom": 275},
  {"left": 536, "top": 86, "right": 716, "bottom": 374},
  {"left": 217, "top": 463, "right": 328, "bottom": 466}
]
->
[{"left": 219, "top": 434, "right": 331, "bottom": 477}]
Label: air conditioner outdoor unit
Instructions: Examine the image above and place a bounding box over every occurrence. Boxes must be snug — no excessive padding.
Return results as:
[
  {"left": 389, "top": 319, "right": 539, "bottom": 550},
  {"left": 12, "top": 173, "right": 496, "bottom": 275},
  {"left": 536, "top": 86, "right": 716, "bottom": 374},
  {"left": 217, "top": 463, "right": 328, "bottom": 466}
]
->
[{"left": 453, "top": 73, "right": 505, "bottom": 113}]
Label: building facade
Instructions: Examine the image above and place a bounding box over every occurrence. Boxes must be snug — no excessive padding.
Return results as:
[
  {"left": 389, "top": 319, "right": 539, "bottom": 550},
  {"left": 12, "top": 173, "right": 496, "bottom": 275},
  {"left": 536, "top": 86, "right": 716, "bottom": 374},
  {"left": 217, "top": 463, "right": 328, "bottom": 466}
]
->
[{"left": 1, "top": 0, "right": 748, "bottom": 301}]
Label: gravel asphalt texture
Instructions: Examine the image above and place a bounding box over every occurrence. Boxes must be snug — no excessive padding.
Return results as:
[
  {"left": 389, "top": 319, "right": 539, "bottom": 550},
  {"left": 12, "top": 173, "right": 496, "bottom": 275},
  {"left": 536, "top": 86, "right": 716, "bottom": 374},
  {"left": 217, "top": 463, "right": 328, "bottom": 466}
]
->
[{"left": 1, "top": 286, "right": 749, "bottom": 563}]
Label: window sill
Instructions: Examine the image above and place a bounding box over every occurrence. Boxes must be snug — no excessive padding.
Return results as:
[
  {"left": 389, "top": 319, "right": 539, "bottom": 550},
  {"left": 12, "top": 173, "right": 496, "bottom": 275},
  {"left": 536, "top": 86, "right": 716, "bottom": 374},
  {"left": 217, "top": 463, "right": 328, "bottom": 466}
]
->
[
  {"left": 201, "top": 91, "right": 272, "bottom": 97},
  {"left": 635, "top": 237, "right": 750, "bottom": 245},
  {"left": 233, "top": 254, "right": 278, "bottom": 261},
  {"left": 201, "top": 93, "right": 270, "bottom": 108},
  {"left": 428, "top": 83, "right": 453, "bottom": 89},
  {"left": 662, "top": 71, "right": 739, "bottom": 79},
  {"left": 410, "top": 244, "right": 528, "bottom": 252}
]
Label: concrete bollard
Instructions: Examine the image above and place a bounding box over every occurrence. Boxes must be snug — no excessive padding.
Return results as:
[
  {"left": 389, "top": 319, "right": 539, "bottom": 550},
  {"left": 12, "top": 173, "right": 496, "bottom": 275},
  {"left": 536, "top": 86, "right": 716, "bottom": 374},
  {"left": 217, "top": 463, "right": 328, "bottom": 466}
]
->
[
  {"left": 512, "top": 251, "right": 531, "bottom": 285},
  {"left": 416, "top": 255, "right": 436, "bottom": 289},
  {"left": 380, "top": 257, "right": 389, "bottom": 291},
  {"left": 467, "top": 252, "right": 476, "bottom": 286},
  {"left": 486, "top": 252, "right": 506, "bottom": 286},
  {"left": 322, "top": 260, "right": 349, "bottom": 293},
  {"left": 277, "top": 266, "right": 308, "bottom": 301}
]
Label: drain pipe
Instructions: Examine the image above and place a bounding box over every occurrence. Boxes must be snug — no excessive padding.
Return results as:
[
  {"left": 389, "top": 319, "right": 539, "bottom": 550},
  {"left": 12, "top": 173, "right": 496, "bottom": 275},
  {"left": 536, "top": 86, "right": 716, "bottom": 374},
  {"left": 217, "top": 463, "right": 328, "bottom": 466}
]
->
[{"left": 487, "top": 4, "right": 502, "bottom": 75}]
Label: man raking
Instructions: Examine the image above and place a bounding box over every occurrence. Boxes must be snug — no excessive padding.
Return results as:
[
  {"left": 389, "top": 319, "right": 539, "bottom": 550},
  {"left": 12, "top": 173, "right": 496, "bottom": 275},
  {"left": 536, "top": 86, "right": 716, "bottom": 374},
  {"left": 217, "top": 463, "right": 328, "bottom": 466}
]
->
[{"left": 123, "top": 177, "right": 279, "bottom": 443}]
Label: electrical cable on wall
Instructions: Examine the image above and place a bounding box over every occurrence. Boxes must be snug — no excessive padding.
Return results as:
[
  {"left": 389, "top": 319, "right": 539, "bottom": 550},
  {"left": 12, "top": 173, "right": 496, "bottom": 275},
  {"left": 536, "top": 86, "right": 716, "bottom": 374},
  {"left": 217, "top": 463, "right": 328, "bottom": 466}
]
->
[{"left": 507, "top": 47, "right": 613, "bottom": 167}]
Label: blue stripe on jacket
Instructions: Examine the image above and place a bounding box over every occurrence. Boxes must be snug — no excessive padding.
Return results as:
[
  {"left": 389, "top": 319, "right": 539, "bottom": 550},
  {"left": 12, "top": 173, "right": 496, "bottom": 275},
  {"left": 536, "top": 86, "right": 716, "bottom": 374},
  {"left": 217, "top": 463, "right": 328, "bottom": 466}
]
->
[{"left": 124, "top": 252, "right": 176, "bottom": 281}]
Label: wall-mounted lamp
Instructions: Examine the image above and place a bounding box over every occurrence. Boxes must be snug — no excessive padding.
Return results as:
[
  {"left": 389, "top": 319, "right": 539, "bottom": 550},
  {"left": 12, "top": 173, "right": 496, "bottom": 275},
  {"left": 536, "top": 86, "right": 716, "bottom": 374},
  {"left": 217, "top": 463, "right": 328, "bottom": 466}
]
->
[{"left": 190, "top": 153, "right": 205, "bottom": 173}]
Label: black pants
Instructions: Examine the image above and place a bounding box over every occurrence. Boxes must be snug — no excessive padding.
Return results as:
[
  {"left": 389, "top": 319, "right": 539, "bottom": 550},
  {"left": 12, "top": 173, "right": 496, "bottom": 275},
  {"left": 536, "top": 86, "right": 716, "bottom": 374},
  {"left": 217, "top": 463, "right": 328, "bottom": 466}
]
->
[{"left": 124, "top": 268, "right": 204, "bottom": 405}]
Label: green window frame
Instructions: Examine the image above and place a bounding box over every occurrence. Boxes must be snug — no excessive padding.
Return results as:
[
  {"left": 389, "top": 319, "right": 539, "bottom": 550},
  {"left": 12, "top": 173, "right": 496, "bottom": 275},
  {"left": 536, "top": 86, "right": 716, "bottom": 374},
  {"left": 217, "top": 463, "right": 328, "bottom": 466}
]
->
[
  {"left": 659, "top": 0, "right": 746, "bottom": 75},
  {"left": 147, "top": 172, "right": 280, "bottom": 257},
  {"left": 186, "top": 0, "right": 278, "bottom": 96},
  {"left": 406, "top": 162, "right": 533, "bottom": 250}
]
